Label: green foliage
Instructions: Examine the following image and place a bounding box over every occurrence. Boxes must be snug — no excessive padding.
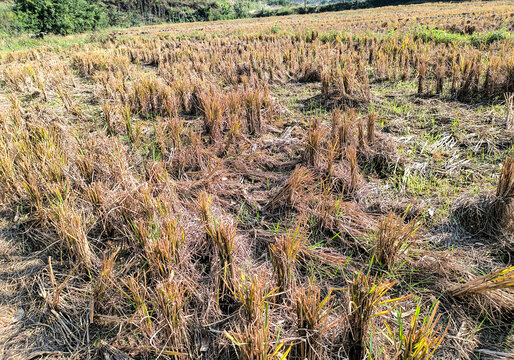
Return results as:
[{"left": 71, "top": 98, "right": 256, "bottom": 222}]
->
[
  {"left": 414, "top": 27, "right": 512, "bottom": 47},
  {"left": 234, "top": 1, "right": 250, "bottom": 18},
  {"left": 14, "top": 0, "right": 104, "bottom": 35},
  {"left": 254, "top": 0, "right": 368, "bottom": 18},
  {"left": 0, "top": 2, "right": 22, "bottom": 35},
  {"left": 267, "top": 0, "right": 290, "bottom": 6},
  {"left": 102, "top": 5, "right": 141, "bottom": 27},
  {"left": 469, "top": 29, "right": 510, "bottom": 46},
  {"left": 414, "top": 27, "right": 462, "bottom": 45}
]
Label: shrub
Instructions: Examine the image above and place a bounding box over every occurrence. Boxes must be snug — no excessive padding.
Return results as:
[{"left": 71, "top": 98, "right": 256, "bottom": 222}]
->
[
  {"left": 14, "top": 0, "right": 104, "bottom": 35},
  {"left": 0, "top": 3, "right": 22, "bottom": 35},
  {"left": 234, "top": 0, "right": 250, "bottom": 18}
]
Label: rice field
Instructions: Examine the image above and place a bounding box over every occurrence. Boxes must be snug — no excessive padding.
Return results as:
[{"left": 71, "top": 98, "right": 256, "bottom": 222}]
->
[{"left": 0, "top": 1, "right": 513, "bottom": 359}]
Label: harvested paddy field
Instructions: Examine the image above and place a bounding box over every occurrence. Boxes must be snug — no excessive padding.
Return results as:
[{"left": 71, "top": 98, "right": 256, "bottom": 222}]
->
[{"left": 0, "top": 1, "right": 513, "bottom": 359}]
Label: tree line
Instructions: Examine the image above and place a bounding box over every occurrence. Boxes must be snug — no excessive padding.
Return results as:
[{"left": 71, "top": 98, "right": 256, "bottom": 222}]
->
[
  {"left": 5, "top": 0, "right": 425, "bottom": 36},
  {"left": 7, "top": 0, "right": 264, "bottom": 35}
]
